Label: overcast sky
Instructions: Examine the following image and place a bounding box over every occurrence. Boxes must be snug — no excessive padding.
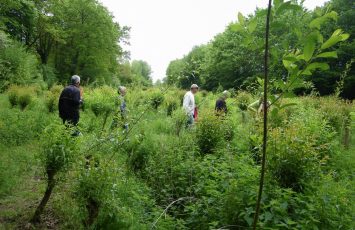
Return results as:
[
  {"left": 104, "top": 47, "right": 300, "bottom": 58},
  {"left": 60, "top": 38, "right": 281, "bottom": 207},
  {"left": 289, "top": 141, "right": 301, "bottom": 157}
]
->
[{"left": 99, "top": 0, "right": 329, "bottom": 82}]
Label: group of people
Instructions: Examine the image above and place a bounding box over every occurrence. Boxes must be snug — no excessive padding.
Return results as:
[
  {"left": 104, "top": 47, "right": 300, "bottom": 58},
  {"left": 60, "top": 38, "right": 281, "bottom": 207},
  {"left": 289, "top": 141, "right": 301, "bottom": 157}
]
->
[
  {"left": 182, "top": 84, "right": 229, "bottom": 126},
  {"left": 58, "top": 75, "right": 128, "bottom": 135},
  {"left": 58, "top": 76, "right": 266, "bottom": 134}
]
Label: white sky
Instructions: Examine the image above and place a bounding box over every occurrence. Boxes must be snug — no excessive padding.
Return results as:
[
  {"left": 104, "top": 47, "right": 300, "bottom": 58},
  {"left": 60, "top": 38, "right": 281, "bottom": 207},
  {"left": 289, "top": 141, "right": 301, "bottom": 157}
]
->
[{"left": 99, "top": 0, "right": 329, "bottom": 82}]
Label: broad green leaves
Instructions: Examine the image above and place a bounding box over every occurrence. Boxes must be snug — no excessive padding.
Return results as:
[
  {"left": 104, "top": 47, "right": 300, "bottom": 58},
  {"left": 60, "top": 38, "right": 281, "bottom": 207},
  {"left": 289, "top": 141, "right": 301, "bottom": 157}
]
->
[
  {"left": 238, "top": 12, "right": 245, "bottom": 25},
  {"left": 302, "top": 63, "right": 330, "bottom": 75},
  {"left": 321, "top": 29, "right": 350, "bottom": 50},
  {"left": 231, "top": 13, "right": 258, "bottom": 34},
  {"left": 230, "top": 23, "right": 243, "bottom": 32},
  {"left": 248, "top": 19, "right": 258, "bottom": 33},
  {"left": 316, "top": 51, "right": 338, "bottom": 58},
  {"left": 275, "top": 1, "right": 302, "bottom": 16},
  {"left": 309, "top": 11, "right": 338, "bottom": 29},
  {"left": 303, "top": 39, "right": 316, "bottom": 62}
]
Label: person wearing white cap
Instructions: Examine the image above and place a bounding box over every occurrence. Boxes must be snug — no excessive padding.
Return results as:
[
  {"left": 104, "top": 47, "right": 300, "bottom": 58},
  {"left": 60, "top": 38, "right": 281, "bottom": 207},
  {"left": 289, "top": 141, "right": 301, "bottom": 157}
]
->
[
  {"left": 183, "top": 84, "right": 199, "bottom": 126},
  {"left": 58, "top": 75, "right": 83, "bottom": 126}
]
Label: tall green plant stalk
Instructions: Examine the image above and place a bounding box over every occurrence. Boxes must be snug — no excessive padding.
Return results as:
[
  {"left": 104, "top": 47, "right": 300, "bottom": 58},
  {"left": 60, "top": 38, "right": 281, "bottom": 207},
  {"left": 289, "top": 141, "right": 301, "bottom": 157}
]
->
[{"left": 253, "top": 0, "right": 272, "bottom": 229}]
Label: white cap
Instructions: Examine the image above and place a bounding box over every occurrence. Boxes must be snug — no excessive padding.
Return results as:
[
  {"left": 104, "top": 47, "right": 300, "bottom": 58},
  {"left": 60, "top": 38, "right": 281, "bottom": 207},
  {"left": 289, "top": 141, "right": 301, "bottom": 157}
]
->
[
  {"left": 118, "top": 86, "right": 126, "bottom": 93},
  {"left": 191, "top": 84, "right": 199, "bottom": 89},
  {"left": 71, "top": 75, "right": 80, "bottom": 84}
]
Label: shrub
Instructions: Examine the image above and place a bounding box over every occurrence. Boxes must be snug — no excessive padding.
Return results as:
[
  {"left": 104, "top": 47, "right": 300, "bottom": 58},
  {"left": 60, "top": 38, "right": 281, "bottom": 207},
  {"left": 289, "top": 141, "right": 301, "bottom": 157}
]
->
[
  {"left": 8, "top": 89, "right": 19, "bottom": 107},
  {"left": 44, "top": 85, "right": 63, "bottom": 113},
  {"left": 311, "top": 175, "right": 354, "bottom": 229},
  {"left": 86, "top": 87, "right": 116, "bottom": 130},
  {"left": 45, "top": 92, "right": 57, "bottom": 113},
  {"left": 18, "top": 92, "right": 32, "bottom": 110},
  {"left": 150, "top": 92, "right": 164, "bottom": 110},
  {"left": 164, "top": 96, "right": 179, "bottom": 116},
  {"left": 31, "top": 124, "right": 80, "bottom": 223},
  {"left": 74, "top": 159, "right": 171, "bottom": 229},
  {"left": 267, "top": 104, "right": 337, "bottom": 192},
  {"left": 196, "top": 113, "right": 223, "bottom": 154},
  {"left": 124, "top": 133, "right": 153, "bottom": 173},
  {"left": 173, "top": 109, "right": 188, "bottom": 136},
  {"left": 236, "top": 91, "right": 252, "bottom": 111},
  {"left": 7, "top": 86, "right": 35, "bottom": 110},
  {"left": 0, "top": 32, "right": 40, "bottom": 91}
]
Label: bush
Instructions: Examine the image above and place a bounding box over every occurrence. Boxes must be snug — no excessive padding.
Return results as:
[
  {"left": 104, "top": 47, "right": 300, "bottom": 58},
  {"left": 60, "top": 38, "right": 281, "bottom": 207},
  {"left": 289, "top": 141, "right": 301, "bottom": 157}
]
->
[
  {"left": 125, "top": 133, "right": 153, "bottom": 172},
  {"left": 0, "top": 108, "right": 52, "bottom": 146},
  {"left": 150, "top": 92, "right": 164, "bottom": 110},
  {"left": 196, "top": 113, "right": 223, "bottom": 154},
  {"left": 18, "top": 92, "right": 32, "bottom": 110},
  {"left": 87, "top": 87, "right": 115, "bottom": 117},
  {"left": 74, "top": 159, "right": 174, "bottom": 229},
  {"left": 8, "top": 89, "right": 18, "bottom": 107},
  {"left": 45, "top": 92, "right": 57, "bottom": 113},
  {"left": 164, "top": 96, "right": 179, "bottom": 116},
  {"left": 236, "top": 91, "right": 252, "bottom": 111},
  {"left": 267, "top": 105, "right": 337, "bottom": 192},
  {"left": 45, "top": 85, "right": 63, "bottom": 113},
  {"left": 7, "top": 86, "right": 35, "bottom": 110},
  {"left": 0, "top": 32, "right": 40, "bottom": 92},
  {"left": 31, "top": 124, "right": 80, "bottom": 223}
]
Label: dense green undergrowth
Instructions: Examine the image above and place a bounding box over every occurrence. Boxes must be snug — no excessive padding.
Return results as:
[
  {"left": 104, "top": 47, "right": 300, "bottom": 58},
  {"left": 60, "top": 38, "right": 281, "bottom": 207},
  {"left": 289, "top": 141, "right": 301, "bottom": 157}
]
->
[{"left": 0, "top": 86, "right": 354, "bottom": 229}]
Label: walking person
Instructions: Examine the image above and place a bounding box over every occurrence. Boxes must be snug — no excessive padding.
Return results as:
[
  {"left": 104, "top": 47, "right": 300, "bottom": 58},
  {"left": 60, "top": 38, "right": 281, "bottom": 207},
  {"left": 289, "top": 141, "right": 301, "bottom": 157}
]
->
[
  {"left": 183, "top": 84, "right": 199, "bottom": 126},
  {"left": 58, "top": 75, "right": 83, "bottom": 135},
  {"left": 111, "top": 86, "right": 128, "bottom": 131},
  {"left": 215, "top": 90, "right": 229, "bottom": 116}
]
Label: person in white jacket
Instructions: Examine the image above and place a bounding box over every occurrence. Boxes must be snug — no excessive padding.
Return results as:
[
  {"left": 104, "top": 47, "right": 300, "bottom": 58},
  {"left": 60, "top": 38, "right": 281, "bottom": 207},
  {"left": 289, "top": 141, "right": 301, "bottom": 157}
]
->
[{"left": 183, "top": 84, "right": 199, "bottom": 126}]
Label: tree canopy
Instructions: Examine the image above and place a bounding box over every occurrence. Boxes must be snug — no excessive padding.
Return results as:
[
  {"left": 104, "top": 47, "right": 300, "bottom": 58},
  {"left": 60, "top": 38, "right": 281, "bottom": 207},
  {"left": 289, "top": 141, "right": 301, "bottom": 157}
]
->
[
  {"left": 0, "top": 0, "right": 153, "bottom": 89},
  {"left": 165, "top": 0, "right": 354, "bottom": 99}
]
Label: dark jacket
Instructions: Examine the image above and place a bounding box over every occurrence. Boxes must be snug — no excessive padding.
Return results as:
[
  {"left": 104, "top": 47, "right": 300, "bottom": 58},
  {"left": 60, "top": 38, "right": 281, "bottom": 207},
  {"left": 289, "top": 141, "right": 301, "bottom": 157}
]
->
[
  {"left": 58, "top": 85, "right": 82, "bottom": 124},
  {"left": 215, "top": 98, "right": 227, "bottom": 114}
]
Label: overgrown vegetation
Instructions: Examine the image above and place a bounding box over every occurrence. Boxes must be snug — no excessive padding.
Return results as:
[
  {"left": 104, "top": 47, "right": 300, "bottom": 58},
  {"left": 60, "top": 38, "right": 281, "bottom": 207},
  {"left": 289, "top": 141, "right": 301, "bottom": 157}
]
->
[
  {"left": 0, "top": 85, "right": 353, "bottom": 229},
  {"left": 0, "top": 0, "right": 354, "bottom": 229}
]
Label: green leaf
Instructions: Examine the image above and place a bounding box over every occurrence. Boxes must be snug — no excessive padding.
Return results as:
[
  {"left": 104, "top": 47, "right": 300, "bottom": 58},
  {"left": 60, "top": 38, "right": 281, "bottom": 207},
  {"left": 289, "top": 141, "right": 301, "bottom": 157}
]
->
[
  {"left": 340, "top": 33, "right": 350, "bottom": 41},
  {"left": 316, "top": 51, "right": 338, "bottom": 58},
  {"left": 283, "top": 56, "right": 297, "bottom": 62},
  {"left": 321, "top": 36, "right": 342, "bottom": 49},
  {"left": 248, "top": 19, "right": 257, "bottom": 33},
  {"left": 303, "top": 39, "right": 316, "bottom": 61},
  {"left": 230, "top": 23, "right": 243, "bottom": 32},
  {"left": 309, "top": 11, "right": 338, "bottom": 29},
  {"left": 276, "top": 1, "right": 302, "bottom": 15},
  {"left": 238, "top": 12, "right": 245, "bottom": 25},
  {"left": 321, "top": 30, "right": 349, "bottom": 50},
  {"left": 303, "top": 62, "right": 329, "bottom": 75}
]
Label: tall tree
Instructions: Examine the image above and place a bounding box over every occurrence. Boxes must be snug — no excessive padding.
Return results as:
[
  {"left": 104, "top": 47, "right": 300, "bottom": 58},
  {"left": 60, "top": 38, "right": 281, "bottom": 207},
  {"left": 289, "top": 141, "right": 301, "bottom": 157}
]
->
[{"left": 131, "top": 60, "right": 153, "bottom": 86}]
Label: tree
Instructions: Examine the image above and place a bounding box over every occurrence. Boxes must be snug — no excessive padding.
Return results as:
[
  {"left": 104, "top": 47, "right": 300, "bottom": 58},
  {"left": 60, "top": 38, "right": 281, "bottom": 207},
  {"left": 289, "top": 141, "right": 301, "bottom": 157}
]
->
[
  {"left": 0, "top": 0, "right": 37, "bottom": 46},
  {"left": 309, "top": 0, "right": 355, "bottom": 99},
  {"left": 52, "top": 0, "right": 125, "bottom": 85},
  {"left": 0, "top": 0, "right": 129, "bottom": 86},
  {"left": 131, "top": 60, "right": 153, "bottom": 86},
  {"left": 166, "top": 45, "right": 207, "bottom": 89}
]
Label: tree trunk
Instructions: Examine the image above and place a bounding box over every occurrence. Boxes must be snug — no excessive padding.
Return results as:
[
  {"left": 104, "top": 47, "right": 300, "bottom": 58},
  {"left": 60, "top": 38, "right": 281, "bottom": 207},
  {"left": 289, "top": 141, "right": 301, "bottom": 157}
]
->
[{"left": 30, "top": 170, "right": 56, "bottom": 223}]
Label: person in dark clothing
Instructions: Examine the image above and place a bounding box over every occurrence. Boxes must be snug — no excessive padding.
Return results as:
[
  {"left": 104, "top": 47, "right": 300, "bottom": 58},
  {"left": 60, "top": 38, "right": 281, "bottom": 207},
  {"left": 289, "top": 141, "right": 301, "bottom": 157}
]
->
[
  {"left": 215, "top": 90, "right": 229, "bottom": 115},
  {"left": 59, "top": 75, "right": 83, "bottom": 126}
]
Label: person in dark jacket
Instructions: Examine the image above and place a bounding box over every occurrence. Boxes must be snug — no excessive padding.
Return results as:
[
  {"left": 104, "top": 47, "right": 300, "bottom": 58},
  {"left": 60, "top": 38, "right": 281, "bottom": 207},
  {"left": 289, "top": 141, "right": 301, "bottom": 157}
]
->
[
  {"left": 59, "top": 75, "right": 83, "bottom": 126},
  {"left": 215, "top": 90, "right": 228, "bottom": 115}
]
